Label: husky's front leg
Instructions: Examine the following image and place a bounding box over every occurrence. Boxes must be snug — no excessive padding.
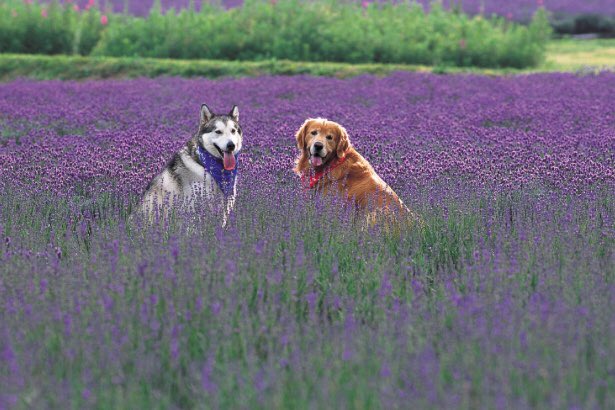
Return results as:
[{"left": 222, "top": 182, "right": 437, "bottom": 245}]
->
[
  {"left": 221, "top": 196, "right": 233, "bottom": 228},
  {"left": 221, "top": 182, "right": 237, "bottom": 228}
]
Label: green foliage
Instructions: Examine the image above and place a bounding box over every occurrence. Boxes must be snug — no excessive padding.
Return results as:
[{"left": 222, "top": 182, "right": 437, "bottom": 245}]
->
[
  {"left": 93, "top": 1, "right": 552, "bottom": 68},
  {"left": 0, "top": 0, "right": 552, "bottom": 68},
  {"left": 0, "top": 0, "right": 105, "bottom": 55}
]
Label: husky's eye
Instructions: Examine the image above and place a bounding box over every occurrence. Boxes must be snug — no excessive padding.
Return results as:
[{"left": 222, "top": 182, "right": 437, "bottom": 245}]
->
[
  {"left": 311, "top": 130, "right": 318, "bottom": 136},
  {"left": 231, "top": 129, "right": 236, "bottom": 134},
  {"left": 215, "top": 130, "right": 222, "bottom": 135},
  {"left": 326, "top": 135, "right": 332, "bottom": 140}
]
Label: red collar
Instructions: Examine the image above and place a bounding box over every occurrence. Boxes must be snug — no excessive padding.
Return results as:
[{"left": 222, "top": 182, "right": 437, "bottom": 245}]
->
[{"left": 302, "top": 154, "right": 347, "bottom": 189}]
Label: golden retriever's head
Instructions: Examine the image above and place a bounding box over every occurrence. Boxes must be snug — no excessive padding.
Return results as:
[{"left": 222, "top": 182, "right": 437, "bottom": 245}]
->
[{"left": 295, "top": 118, "right": 350, "bottom": 171}]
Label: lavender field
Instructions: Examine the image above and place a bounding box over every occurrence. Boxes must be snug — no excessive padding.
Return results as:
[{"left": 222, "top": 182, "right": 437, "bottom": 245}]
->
[
  {"left": 1, "top": 72, "right": 614, "bottom": 408},
  {"left": 56, "top": 0, "right": 615, "bottom": 20}
]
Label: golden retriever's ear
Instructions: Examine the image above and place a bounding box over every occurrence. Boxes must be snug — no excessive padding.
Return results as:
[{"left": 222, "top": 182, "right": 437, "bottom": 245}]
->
[
  {"left": 336, "top": 124, "right": 350, "bottom": 158},
  {"left": 295, "top": 119, "right": 312, "bottom": 150},
  {"left": 294, "top": 119, "right": 312, "bottom": 175}
]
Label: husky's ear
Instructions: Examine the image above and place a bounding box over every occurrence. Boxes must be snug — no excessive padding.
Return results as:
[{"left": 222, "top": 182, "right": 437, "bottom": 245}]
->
[
  {"left": 229, "top": 105, "right": 239, "bottom": 122},
  {"left": 335, "top": 123, "right": 350, "bottom": 158},
  {"left": 200, "top": 104, "right": 214, "bottom": 125},
  {"left": 295, "top": 118, "right": 312, "bottom": 150}
]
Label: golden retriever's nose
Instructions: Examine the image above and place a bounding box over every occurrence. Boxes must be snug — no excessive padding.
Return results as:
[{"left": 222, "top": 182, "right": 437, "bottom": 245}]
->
[{"left": 313, "top": 142, "right": 324, "bottom": 152}]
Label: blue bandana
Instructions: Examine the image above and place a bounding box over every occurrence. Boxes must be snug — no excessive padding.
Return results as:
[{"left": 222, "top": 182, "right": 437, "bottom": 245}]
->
[{"left": 197, "top": 145, "right": 240, "bottom": 197}]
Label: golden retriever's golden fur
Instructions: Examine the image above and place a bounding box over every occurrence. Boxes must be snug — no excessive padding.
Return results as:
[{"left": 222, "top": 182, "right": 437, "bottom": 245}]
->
[{"left": 294, "top": 118, "right": 420, "bottom": 226}]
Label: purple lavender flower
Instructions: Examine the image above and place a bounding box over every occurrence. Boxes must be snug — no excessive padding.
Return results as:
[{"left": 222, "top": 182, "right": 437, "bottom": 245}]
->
[{"left": 0, "top": 71, "right": 613, "bottom": 408}]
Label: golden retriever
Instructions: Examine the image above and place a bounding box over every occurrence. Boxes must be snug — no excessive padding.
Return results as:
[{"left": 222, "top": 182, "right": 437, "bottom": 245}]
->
[{"left": 294, "top": 118, "right": 420, "bottom": 227}]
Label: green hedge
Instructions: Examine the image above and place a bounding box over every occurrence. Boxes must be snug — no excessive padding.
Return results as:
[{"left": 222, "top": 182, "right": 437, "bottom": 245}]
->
[
  {"left": 1, "top": 53, "right": 540, "bottom": 82},
  {"left": 0, "top": 0, "right": 551, "bottom": 68}
]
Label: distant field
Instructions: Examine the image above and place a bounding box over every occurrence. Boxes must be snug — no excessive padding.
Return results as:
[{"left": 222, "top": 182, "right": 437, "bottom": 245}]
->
[
  {"left": 40, "top": 0, "right": 615, "bottom": 20},
  {"left": 1, "top": 39, "right": 613, "bottom": 81},
  {"left": 544, "top": 38, "right": 615, "bottom": 69}
]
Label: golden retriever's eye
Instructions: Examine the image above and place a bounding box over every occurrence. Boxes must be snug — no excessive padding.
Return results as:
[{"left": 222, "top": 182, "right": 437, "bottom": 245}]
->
[
  {"left": 326, "top": 135, "right": 333, "bottom": 140},
  {"left": 215, "top": 130, "right": 222, "bottom": 135},
  {"left": 311, "top": 130, "right": 318, "bottom": 136}
]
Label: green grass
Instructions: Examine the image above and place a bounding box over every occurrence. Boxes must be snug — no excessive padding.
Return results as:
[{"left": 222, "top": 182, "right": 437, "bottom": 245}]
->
[
  {"left": 0, "top": 38, "right": 613, "bottom": 81},
  {"left": 543, "top": 38, "right": 615, "bottom": 70}
]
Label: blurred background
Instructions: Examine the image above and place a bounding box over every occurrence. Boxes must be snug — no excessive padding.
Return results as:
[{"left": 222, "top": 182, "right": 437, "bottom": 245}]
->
[{"left": 0, "top": 0, "right": 613, "bottom": 80}]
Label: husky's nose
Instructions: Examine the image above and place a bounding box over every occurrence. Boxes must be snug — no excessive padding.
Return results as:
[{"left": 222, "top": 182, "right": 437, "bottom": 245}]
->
[
  {"left": 226, "top": 141, "right": 236, "bottom": 152},
  {"left": 313, "top": 142, "right": 324, "bottom": 152}
]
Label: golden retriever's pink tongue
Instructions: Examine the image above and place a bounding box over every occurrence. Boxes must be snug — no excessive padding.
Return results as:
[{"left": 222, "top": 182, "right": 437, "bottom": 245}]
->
[
  {"left": 311, "top": 156, "right": 323, "bottom": 167},
  {"left": 223, "top": 152, "right": 236, "bottom": 170}
]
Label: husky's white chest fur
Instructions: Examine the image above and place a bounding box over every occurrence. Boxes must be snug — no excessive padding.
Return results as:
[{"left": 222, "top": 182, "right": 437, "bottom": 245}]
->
[{"left": 177, "top": 150, "right": 218, "bottom": 199}]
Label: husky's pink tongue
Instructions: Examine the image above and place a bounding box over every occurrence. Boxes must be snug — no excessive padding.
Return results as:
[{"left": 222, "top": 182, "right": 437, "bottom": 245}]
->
[
  {"left": 223, "top": 152, "right": 236, "bottom": 170},
  {"left": 311, "top": 156, "right": 323, "bottom": 167}
]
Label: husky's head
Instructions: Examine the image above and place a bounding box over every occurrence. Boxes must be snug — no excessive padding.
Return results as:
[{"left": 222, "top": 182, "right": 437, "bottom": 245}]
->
[{"left": 198, "top": 104, "right": 242, "bottom": 171}]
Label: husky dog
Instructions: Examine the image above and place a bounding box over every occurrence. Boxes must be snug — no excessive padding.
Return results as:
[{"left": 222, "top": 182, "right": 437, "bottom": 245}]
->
[{"left": 138, "top": 104, "right": 243, "bottom": 225}]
